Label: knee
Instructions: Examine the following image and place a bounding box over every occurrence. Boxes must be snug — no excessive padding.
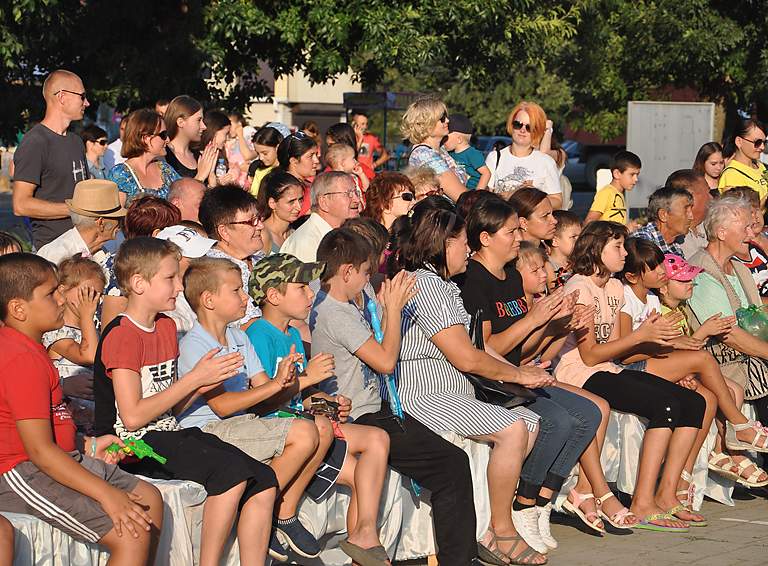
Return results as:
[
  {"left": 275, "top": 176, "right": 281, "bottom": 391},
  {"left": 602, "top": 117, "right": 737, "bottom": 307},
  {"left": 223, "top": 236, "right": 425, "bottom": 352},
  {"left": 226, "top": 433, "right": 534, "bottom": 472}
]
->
[
  {"left": 593, "top": 394, "right": 611, "bottom": 422},
  {"left": 498, "top": 418, "right": 531, "bottom": 447},
  {"left": 315, "top": 417, "right": 334, "bottom": 448},
  {"left": 370, "top": 427, "right": 390, "bottom": 455},
  {"left": 573, "top": 398, "right": 603, "bottom": 434},
  {"left": 290, "top": 418, "right": 320, "bottom": 453},
  {"left": 698, "top": 385, "right": 717, "bottom": 410}
]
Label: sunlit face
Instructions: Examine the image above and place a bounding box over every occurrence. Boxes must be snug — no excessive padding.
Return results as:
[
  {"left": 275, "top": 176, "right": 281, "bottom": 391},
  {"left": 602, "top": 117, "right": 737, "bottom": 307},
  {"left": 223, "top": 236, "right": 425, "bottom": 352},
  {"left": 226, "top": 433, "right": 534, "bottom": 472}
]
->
[
  {"left": 690, "top": 178, "right": 713, "bottom": 226},
  {"left": 278, "top": 282, "right": 315, "bottom": 320},
  {"left": 26, "top": 271, "right": 66, "bottom": 333},
  {"left": 141, "top": 255, "right": 184, "bottom": 312},
  {"left": 720, "top": 209, "right": 755, "bottom": 256},
  {"left": 255, "top": 144, "right": 278, "bottom": 168},
  {"left": 521, "top": 198, "right": 557, "bottom": 241},
  {"left": 552, "top": 224, "right": 581, "bottom": 258},
  {"left": 446, "top": 229, "right": 470, "bottom": 276},
  {"left": 62, "top": 277, "right": 106, "bottom": 318},
  {"left": 178, "top": 110, "right": 206, "bottom": 142},
  {"left": 638, "top": 261, "right": 668, "bottom": 290},
  {"left": 269, "top": 185, "right": 304, "bottom": 223},
  {"left": 213, "top": 269, "right": 249, "bottom": 322},
  {"left": 353, "top": 114, "right": 369, "bottom": 134},
  {"left": 291, "top": 147, "right": 320, "bottom": 179},
  {"left": 212, "top": 126, "right": 229, "bottom": 150},
  {"left": 221, "top": 208, "right": 263, "bottom": 258},
  {"left": 442, "top": 132, "right": 463, "bottom": 152},
  {"left": 347, "top": 260, "right": 371, "bottom": 296},
  {"left": 383, "top": 185, "right": 416, "bottom": 220},
  {"left": 663, "top": 279, "right": 695, "bottom": 302},
  {"left": 662, "top": 196, "right": 693, "bottom": 237},
  {"left": 704, "top": 152, "right": 725, "bottom": 179},
  {"left": 600, "top": 236, "right": 628, "bottom": 274},
  {"left": 615, "top": 167, "right": 640, "bottom": 191},
  {"left": 737, "top": 126, "right": 766, "bottom": 161},
  {"left": 338, "top": 154, "right": 358, "bottom": 174},
  {"left": 319, "top": 180, "right": 360, "bottom": 224},
  {"left": 430, "top": 107, "right": 449, "bottom": 138},
  {"left": 145, "top": 123, "right": 168, "bottom": 158},
  {"left": 511, "top": 109, "right": 532, "bottom": 147},
  {"left": 518, "top": 255, "right": 548, "bottom": 296},
  {"left": 88, "top": 137, "right": 109, "bottom": 159},
  {"left": 56, "top": 78, "right": 90, "bottom": 121},
  {"left": 484, "top": 213, "right": 524, "bottom": 263}
]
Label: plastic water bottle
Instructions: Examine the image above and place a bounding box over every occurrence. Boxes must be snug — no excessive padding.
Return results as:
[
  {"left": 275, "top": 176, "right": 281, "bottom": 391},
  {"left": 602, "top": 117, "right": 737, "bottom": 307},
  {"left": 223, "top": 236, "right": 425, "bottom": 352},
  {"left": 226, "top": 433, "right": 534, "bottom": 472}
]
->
[{"left": 215, "top": 158, "right": 227, "bottom": 179}]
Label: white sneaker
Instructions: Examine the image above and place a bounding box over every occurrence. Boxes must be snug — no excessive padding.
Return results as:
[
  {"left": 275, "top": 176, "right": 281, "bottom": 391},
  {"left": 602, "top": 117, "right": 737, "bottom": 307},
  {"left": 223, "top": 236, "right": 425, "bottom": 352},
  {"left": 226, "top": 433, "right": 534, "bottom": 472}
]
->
[
  {"left": 511, "top": 506, "right": 548, "bottom": 554},
  {"left": 537, "top": 503, "right": 558, "bottom": 550}
]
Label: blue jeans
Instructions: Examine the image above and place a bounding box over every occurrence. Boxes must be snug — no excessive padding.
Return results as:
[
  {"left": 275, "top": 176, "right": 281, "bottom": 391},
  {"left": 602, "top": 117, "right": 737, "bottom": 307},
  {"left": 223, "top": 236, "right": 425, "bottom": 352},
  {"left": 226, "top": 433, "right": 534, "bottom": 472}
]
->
[{"left": 517, "top": 386, "right": 601, "bottom": 499}]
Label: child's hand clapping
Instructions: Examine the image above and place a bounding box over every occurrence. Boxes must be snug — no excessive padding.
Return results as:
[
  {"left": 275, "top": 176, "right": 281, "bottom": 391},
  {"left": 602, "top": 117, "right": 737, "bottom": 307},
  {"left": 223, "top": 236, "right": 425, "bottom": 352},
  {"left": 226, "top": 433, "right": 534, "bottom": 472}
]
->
[
  {"left": 527, "top": 287, "right": 565, "bottom": 328},
  {"left": 637, "top": 311, "right": 683, "bottom": 346},
  {"left": 305, "top": 352, "right": 335, "bottom": 386},
  {"left": 192, "top": 348, "right": 244, "bottom": 392},
  {"left": 274, "top": 347, "right": 301, "bottom": 390},
  {"left": 380, "top": 271, "right": 418, "bottom": 313}
]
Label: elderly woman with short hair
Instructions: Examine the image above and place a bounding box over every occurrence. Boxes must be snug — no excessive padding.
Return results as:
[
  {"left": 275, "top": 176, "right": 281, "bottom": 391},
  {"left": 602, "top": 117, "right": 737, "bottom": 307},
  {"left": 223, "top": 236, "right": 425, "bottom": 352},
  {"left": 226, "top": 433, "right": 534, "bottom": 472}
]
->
[
  {"left": 687, "top": 196, "right": 768, "bottom": 487},
  {"left": 402, "top": 97, "right": 467, "bottom": 202}
]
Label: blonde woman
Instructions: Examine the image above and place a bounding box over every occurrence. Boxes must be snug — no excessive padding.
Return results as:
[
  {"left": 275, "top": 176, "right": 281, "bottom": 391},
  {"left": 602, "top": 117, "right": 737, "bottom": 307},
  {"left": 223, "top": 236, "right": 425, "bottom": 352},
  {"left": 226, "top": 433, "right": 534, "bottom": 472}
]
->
[
  {"left": 486, "top": 101, "right": 562, "bottom": 209},
  {"left": 402, "top": 97, "right": 467, "bottom": 201}
]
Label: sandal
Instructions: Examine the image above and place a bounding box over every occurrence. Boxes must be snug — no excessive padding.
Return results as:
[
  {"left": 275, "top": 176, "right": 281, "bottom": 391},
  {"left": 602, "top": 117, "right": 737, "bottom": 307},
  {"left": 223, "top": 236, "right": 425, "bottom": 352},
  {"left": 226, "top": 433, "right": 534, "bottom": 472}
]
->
[
  {"left": 634, "top": 512, "right": 689, "bottom": 533},
  {"left": 487, "top": 527, "right": 547, "bottom": 566},
  {"left": 338, "top": 539, "right": 390, "bottom": 566},
  {"left": 562, "top": 489, "right": 605, "bottom": 535},
  {"left": 477, "top": 540, "right": 510, "bottom": 566},
  {"left": 707, "top": 451, "right": 741, "bottom": 482},
  {"left": 676, "top": 470, "right": 695, "bottom": 509},
  {"left": 725, "top": 420, "right": 768, "bottom": 453},
  {"left": 596, "top": 492, "right": 635, "bottom": 530},
  {"left": 666, "top": 503, "right": 707, "bottom": 527},
  {"left": 733, "top": 457, "right": 768, "bottom": 488}
]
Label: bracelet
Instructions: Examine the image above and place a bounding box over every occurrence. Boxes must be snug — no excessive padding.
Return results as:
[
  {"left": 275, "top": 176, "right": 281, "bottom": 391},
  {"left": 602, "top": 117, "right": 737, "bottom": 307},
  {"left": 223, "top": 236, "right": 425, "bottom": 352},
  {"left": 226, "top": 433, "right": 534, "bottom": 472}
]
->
[{"left": 89, "top": 436, "right": 97, "bottom": 458}]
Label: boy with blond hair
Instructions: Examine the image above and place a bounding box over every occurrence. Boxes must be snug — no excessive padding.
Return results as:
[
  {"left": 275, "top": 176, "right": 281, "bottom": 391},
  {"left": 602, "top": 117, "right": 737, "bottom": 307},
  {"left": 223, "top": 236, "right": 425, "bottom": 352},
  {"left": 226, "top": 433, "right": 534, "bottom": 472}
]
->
[
  {"left": 0, "top": 253, "right": 162, "bottom": 565},
  {"left": 177, "top": 256, "right": 332, "bottom": 561},
  {"left": 93, "top": 237, "right": 278, "bottom": 566},
  {"left": 247, "top": 252, "right": 393, "bottom": 565},
  {"left": 326, "top": 142, "right": 371, "bottom": 195}
]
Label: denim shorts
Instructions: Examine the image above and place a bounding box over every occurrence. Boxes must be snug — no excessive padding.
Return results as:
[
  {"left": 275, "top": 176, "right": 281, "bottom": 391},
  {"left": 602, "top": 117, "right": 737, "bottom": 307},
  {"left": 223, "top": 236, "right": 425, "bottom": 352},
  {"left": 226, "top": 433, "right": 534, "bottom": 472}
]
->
[{"left": 621, "top": 360, "right": 647, "bottom": 372}]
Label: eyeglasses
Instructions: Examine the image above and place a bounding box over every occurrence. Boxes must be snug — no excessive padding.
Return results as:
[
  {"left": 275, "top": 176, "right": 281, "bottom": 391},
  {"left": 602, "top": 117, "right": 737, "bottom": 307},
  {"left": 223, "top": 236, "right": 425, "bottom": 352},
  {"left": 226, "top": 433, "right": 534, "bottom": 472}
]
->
[
  {"left": 439, "top": 111, "right": 449, "bottom": 123},
  {"left": 739, "top": 136, "right": 766, "bottom": 149},
  {"left": 55, "top": 89, "right": 87, "bottom": 102},
  {"left": 153, "top": 130, "right": 169, "bottom": 141},
  {"left": 95, "top": 139, "right": 108, "bottom": 146},
  {"left": 394, "top": 192, "right": 415, "bottom": 202},
  {"left": 322, "top": 189, "right": 358, "bottom": 199},
  {"left": 512, "top": 120, "right": 531, "bottom": 133},
  {"left": 416, "top": 189, "right": 441, "bottom": 200},
  {"left": 226, "top": 217, "right": 261, "bottom": 227}
]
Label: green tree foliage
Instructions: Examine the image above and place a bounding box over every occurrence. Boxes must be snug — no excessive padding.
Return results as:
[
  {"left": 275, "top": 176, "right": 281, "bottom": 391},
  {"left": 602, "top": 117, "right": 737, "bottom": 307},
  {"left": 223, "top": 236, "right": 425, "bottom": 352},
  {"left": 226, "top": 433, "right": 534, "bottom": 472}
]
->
[{"left": 0, "top": 0, "right": 766, "bottom": 142}]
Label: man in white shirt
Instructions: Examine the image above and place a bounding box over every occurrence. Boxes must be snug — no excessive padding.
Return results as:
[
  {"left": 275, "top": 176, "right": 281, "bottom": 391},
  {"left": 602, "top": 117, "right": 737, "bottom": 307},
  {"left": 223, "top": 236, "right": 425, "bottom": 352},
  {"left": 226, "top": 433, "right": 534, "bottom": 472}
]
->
[
  {"left": 37, "top": 179, "right": 126, "bottom": 265},
  {"left": 102, "top": 118, "right": 126, "bottom": 172},
  {"left": 281, "top": 172, "right": 361, "bottom": 262}
]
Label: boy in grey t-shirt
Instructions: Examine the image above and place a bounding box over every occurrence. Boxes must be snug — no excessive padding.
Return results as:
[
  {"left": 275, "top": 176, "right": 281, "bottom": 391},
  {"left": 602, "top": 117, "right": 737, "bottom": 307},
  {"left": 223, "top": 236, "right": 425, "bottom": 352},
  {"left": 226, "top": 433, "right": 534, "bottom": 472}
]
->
[{"left": 311, "top": 227, "right": 484, "bottom": 566}]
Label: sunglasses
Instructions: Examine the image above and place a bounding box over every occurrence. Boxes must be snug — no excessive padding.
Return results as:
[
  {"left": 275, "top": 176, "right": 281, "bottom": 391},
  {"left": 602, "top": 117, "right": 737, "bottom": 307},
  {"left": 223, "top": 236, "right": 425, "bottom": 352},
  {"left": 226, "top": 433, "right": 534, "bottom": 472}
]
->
[
  {"left": 512, "top": 120, "right": 531, "bottom": 133},
  {"left": 439, "top": 111, "right": 449, "bottom": 123},
  {"left": 154, "top": 130, "right": 169, "bottom": 141},
  {"left": 394, "top": 192, "right": 415, "bottom": 202},
  {"left": 95, "top": 139, "right": 108, "bottom": 146},
  {"left": 740, "top": 135, "right": 766, "bottom": 149},
  {"left": 55, "top": 89, "right": 87, "bottom": 102}
]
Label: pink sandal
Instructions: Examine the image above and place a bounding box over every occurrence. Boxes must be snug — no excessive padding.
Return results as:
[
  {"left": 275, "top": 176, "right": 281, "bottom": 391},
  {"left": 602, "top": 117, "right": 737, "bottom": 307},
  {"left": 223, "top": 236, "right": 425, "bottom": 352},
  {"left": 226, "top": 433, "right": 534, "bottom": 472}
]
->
[
  {"left": 596, "top": 492, "right": 636, "bottom": 530},
  {"left": 562, "top": 489, "right": 605, "bottom": 534}
]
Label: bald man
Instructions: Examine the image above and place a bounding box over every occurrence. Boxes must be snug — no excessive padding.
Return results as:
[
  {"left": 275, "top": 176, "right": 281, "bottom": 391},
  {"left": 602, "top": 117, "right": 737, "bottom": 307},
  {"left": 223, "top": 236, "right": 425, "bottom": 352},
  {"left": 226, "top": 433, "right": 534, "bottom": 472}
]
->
[
  {"left": 167, "top": 177, "right": 205, "bottom": 222},
  {"left": 13, "top": 69, "right": 90, "bottom": 247}
]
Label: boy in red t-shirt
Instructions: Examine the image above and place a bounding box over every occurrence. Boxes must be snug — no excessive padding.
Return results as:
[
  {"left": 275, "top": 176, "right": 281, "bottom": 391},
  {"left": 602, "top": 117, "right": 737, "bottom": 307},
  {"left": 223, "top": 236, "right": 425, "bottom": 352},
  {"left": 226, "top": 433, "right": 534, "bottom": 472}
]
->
[{"left": 0, "top": 253, "right": 162, "bottom": 564}]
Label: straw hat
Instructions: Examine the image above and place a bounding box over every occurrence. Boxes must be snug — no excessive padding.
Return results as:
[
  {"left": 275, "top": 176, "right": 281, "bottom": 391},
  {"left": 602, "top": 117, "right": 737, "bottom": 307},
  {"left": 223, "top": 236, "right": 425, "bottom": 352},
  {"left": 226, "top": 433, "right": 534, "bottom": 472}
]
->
[{"left": 65, "top": 179, "right": 127, "bottom": 218}]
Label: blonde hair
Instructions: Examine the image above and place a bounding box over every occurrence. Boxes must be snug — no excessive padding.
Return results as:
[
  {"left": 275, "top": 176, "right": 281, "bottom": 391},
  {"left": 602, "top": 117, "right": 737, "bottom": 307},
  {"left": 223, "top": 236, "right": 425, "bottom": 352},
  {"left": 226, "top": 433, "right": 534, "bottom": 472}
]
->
[
  {"left": 403, "top": 165, "right": 440, "bottom": 196},
  {"left": 115, "top": 237, "right": 181, "bottom": 296},
  {"left": 517, "top": 241, "right": 548, "bottom": 268},
  {"left": 506, "top": 101, "right": 547, "bottom": 146},
  {"left": 183, "top": 257, "right": 241, "bottom": 313},
  {"left": 400, "top": 96, "right": 447, "bottom": 144},
  {"left": 325, "top": 142, "right": 354, "bottom": 169},
  {"left": 58, "top": 255, "right": 107, "bottom": 289}
]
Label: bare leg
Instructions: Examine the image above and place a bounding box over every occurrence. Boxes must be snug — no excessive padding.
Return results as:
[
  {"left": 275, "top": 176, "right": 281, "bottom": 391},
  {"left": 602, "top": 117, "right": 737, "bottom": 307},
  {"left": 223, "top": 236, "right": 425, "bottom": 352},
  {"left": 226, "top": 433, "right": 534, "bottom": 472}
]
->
[
  {"left": 237, "top": 487, "right": 277, "bottom": 566},
  {"left": 676, "top": 385, "right": 716, "bottom": 504},
  {"left": 270, "top": 418, "right": 319, "bottom": 518},
  {"left": 655, "top": 424, "right": 704, "bottom": 523},
  {"left": 473, "top": 420, "right": 545, "bottom": 565},
  {"left": 199, "top": 482, "right": 246, "bottom": 566},
  {"left": 0, "top": 516, "right": 13, "bottom": 566}
]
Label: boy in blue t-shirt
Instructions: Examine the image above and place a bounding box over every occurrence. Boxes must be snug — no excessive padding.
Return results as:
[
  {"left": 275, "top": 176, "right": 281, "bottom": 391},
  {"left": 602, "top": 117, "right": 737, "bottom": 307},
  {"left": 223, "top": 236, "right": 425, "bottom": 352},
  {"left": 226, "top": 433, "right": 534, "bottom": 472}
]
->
[{"left": 444, "top": 114, "right": 490, "bottom": 190}]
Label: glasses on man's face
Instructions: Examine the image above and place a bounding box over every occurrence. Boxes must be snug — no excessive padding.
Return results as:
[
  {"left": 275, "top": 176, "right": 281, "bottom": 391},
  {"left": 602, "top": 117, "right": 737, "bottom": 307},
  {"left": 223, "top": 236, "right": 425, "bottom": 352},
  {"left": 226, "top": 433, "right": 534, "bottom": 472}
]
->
[
  {"left": 226, "top": 217, "right": 262, "bottom": 228},
  {"left": 740, "top": 135, "right": 766, "bottom": 149},
  {"left": 96, "top": 139, "right": 108, "bottom": 146},
  {"left": 55, "top": 89, "right": 87, "bottom": 102},
  {"left": 323, "top": 189, "right": 358, "bottom": 199},
  {"left": 394, "top": 192, "right": 415, "bottom": 202},
  {"left": 512, "top": 120, "right": 531, "bottom": 133},
  {"left": 439, "top": 111, "right": 449, "bottom": 123}
]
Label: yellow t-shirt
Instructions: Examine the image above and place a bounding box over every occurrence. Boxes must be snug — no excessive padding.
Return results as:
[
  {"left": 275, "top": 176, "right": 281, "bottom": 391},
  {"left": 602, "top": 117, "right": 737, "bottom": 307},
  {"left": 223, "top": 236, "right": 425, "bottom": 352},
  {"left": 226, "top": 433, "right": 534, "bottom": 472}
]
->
[
  {"left": 590, "top": 184, "right": 627, "bottom": 224},
  {"left": 718, "top": 159, "right": 768, "bottom": 203},
  {"left": 250, "top": 165, "right": 276, "bottom": 197},
  {"left": 660, "top": 303, "right": 690, "bottom": 335}
]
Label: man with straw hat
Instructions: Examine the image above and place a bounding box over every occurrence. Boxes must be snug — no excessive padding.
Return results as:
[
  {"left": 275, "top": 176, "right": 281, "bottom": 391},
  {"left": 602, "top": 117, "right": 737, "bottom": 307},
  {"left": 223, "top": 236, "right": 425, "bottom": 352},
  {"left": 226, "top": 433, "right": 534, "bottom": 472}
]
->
[{"left": 37, "top": 179, "right": 127, "bottom": 266}]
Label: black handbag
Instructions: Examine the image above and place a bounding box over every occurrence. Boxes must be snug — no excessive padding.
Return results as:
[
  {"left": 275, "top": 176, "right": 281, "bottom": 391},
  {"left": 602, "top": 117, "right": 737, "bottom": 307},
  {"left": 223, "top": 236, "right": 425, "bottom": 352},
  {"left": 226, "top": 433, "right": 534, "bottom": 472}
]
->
[{"left": 464, "top": 308, "right": 539, "bottom": 409}]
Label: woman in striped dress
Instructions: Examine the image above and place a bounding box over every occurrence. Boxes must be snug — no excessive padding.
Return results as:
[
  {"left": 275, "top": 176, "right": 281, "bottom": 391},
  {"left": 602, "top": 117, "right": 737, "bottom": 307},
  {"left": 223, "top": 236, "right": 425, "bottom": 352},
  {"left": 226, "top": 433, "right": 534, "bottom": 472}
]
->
[{"left": 389, "top": 200, "right": 550, "bottom": 565}]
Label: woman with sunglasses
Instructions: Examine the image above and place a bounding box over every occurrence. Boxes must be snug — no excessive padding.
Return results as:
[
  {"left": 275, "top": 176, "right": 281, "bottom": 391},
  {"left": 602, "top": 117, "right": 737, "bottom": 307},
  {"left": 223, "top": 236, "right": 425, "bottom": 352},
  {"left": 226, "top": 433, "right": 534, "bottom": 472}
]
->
[
  {"left": 361, "top": 172, "right": 417, "bottom": 230},
  {"left": 106, "top": 109, "right": 181, "bottom": 205},
  {"left": 401, "top": 97, "right": 468, "bottom": 202},
  {"left": 277, "top": 131, "right": 320, "bottom": 217},
  {"left": 80, "top": 124, "right": 109, "bottom": 179},
  {"left": 718, "top": 119, "right": 768, "bottom": 205},
  {"left": 486, "top": 102, "right": 563, "bottom": 210}
]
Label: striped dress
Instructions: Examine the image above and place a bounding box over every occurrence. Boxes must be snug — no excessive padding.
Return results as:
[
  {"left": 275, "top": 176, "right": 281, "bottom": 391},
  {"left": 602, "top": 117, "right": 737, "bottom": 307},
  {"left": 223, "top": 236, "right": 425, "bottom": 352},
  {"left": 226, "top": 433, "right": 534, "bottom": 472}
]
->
[{"left": 393, "top": 268, "right": 539, "bottom": 437}]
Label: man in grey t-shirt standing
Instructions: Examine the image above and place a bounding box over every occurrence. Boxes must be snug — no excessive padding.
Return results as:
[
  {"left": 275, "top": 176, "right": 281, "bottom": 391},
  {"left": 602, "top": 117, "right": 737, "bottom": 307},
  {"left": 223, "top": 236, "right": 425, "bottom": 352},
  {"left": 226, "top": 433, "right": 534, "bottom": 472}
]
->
[{"left": 13, "top": 69, "right": 90, "bottom": 247}]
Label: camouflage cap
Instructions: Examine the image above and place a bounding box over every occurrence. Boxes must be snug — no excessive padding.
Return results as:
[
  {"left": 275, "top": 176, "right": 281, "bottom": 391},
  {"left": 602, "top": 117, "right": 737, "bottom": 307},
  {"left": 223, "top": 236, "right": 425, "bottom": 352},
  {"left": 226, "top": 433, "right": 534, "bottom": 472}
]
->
[{"left": 249, "top": 253, "right": 326, "bottom": 303}]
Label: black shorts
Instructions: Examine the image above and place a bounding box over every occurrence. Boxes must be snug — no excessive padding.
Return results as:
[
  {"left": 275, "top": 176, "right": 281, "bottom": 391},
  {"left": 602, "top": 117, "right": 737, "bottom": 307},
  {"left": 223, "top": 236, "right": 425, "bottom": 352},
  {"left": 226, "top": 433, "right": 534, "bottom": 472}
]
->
[{"left": 120, "top": 428, "right": 277, "bottom": 501}]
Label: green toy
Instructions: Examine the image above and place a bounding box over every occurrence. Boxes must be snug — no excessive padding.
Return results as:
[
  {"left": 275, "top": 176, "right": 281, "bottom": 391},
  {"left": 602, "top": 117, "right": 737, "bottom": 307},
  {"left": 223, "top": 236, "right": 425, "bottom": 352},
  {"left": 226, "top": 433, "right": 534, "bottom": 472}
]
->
[{"left": 106, "top": 436, "right": 167, "bottom": 464}]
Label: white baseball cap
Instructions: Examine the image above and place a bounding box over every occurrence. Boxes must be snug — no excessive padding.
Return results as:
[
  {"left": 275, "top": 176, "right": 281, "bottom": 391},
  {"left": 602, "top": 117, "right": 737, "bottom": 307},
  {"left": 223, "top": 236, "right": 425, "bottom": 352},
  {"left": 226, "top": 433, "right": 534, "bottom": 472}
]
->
[{"left": 155, "top": 225, "right": 217, "bottom": 258}]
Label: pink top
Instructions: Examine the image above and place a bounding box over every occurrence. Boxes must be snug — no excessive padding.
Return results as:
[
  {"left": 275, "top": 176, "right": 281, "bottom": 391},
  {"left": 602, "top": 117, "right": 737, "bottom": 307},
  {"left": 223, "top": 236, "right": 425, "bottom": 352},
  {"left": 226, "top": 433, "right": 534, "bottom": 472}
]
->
[{"left": 554, "top": 274, "right": 623, "bottom": 387}]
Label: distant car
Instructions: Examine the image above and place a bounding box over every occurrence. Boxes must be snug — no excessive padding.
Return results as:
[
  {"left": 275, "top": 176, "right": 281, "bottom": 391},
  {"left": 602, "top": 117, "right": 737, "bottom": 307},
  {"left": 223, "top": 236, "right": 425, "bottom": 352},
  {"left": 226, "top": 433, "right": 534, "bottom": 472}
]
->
[{"left": 475, "top": 136, "right": 512, "bottom": 157}]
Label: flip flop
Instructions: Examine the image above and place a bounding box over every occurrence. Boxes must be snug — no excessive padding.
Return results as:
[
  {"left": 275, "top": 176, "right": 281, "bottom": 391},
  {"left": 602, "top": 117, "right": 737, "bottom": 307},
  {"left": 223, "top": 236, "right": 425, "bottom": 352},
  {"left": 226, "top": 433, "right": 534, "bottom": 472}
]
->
[
  {"left": 666, "top": 503, "right": 707, "bottom": 527},
  {"left": 633, "top": 513, "right": 689, "bottom": 533},
  {"left": 338, "top": 539, "right": 390, "bottom": 566}
]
